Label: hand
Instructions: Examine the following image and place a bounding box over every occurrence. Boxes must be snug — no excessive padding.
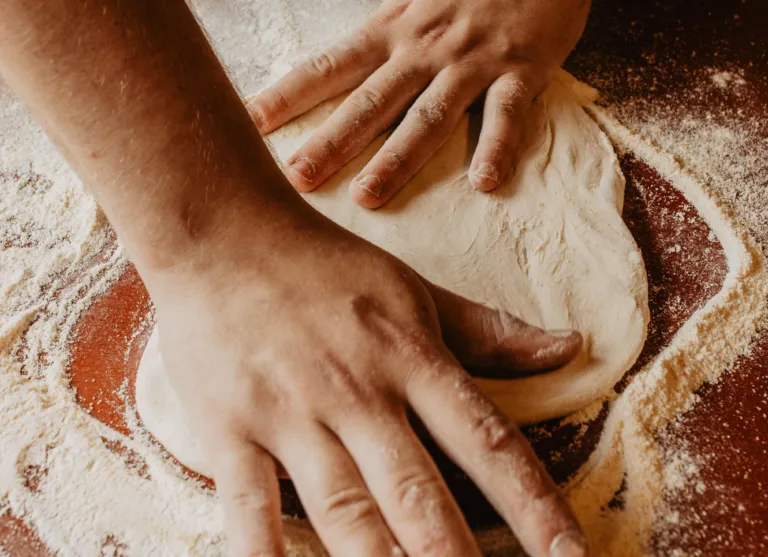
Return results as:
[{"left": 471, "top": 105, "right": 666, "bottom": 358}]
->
[
  {"left": 147, "top": 210, "right": 586, "bottom": 557},
  {"left": 248, "top": 0, "right": 590, "bottom": 208}
]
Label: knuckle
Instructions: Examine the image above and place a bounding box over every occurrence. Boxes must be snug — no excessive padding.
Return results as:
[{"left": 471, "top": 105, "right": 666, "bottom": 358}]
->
[
  {"left": 320, "top": 485, "right": 380, "bottom": 529},
  {"left": 499, "top": 38, "right": 525, "bottom": 61},
  {"left": 383, "top": 148, "right": 407, "bottom": 174},
  {"left": 353, "top": 24, "right": 378, "bottom": 45},
  {"left": 497, "top": 100, "right": 518, "bottom": 118},
  {"left": 388, "top": 50, "right": 430, "bottom": 80},
  {"left": 409, "top": 98, "right": 449, "bottom": 129},
  {"left": 496, "top": 93, "right": 523, "bottom": 118},
  {"left": 394, "top": 331, "right": 447, "bottom": 389},
  {"left": 471, "top": 408, "right": 520, "bottom": 454},
  {"left": 527, "top": 490, "right": 565, "bottom": 516},
  {"left": 397, "top": 330, "right": 441, "bottom": 366},
  {"left": 450, "top": 23, "right": 482, "bottom": 58},
  {"left": 486, "top": 135, "right": 511, "bottom": 155},
  {"left": 317, "top": 352, "right": 369, "bottom": 410},
  {"left": 227, "top": 489, "right": 271, "bottom": 515},
  {"left": 267, "top": 86, "right": 290, "bottom": 116},
  {"left": 348, "top": 86, "right": 386, "bottom": 115},
  {"left": 392, "top": 467, "right": 444, "bottom": 512},
  {"left": 414, "top": 20, "right": 452, "bottom": 48},
  {"left": 314, "top": 133, "right": 341, "bottom": 159},
  {"left": 306, "top": 51, "right": 339, "bottom": 78},
  {"left": 495, "top": 80, "right": 532, "bottom": 117},
  {"left": 390, "top": 469, "right": 455, "bottom": 555}
]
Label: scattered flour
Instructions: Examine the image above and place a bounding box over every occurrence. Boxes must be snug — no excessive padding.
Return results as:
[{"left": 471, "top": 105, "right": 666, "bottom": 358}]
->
[
  {"left": 1, "top": 1, "right": 766, "bottom": 556},
  {"left": 596, "top": 65, "right": 768, "bottom": 259},
  {"left": 709, "top": 69, "right": 747, "bottom": 89}
]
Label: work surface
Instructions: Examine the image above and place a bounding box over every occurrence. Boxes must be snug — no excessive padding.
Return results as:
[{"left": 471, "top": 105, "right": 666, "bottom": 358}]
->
[
  {"left": 2, "top": 0, "right": 766, "bottom": 555},
  {"left": 571, "top": 2, "right": 767, "bottom": 553}
]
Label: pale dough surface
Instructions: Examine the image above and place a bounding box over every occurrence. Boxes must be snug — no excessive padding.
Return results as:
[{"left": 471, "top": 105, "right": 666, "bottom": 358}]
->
[{"left": 136, "top": 73, "right": 649, "bottom": 477}]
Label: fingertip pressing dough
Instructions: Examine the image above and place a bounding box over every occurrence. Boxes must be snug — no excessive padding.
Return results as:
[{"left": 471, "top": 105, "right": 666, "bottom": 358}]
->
[{"left": 136, "top": 72, "right": 649, "bottom": 477}]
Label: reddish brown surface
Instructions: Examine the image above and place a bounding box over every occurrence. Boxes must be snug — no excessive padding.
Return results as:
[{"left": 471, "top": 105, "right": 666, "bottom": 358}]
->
[
  {"left": 0, "top": 514, "right": 52, "bottom": 557},
  {"left": 3, "top": 0, "right": 767, "bottom": 554},
  {"left": 569, "top": 0, "right": 768, "bottom": 555},
  {"left": 650, "top": 337, "right": 768, "bottom": 556},
  {"left": 69, "top": 266, "right": 151, "bottom": 438}
]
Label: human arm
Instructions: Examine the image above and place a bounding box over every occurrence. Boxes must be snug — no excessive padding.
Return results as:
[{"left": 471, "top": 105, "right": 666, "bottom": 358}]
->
[{"left": 0, "top": 1, "right": 587, "bottom": 556}]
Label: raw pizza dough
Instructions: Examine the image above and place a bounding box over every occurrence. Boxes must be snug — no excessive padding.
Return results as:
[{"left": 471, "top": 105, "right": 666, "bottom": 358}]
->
[{"left": 136, "top": 72, "right": 649, "bottom": 478}]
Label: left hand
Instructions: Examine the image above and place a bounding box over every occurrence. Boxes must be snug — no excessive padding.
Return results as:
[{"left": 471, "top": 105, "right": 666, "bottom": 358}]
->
[{"left": 247, "top": 0, "right": 590, "bottom": 208}]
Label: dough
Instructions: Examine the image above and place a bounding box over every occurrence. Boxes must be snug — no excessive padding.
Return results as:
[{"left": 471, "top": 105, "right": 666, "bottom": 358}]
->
[{"left": 136, "top": 72, "right": 649, "bottom": 478}]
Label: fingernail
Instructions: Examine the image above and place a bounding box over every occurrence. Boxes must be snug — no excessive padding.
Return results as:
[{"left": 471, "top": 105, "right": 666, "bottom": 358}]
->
[
  {"left": 353, "top": 175, "right": 383, "bottom": 197},
  {"left": 289, "top": 157, "right": 316, "bottom": 182},
  {"left": 471, "top": 162, "right": 499, "bottom": 189},
  {"left": 550, "top": 531, "right": 588, "bottom": 557},
  {"left": 546, "top": 328, "right": 578, "bottom": 338}
]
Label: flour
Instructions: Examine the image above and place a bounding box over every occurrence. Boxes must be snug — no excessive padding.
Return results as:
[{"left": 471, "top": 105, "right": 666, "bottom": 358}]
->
[
  {"left": 1, "top": 1, "right": 767, "bottom": 556},
  {"left": 593, "top": 64, "right": 768, "bottom": 260},
  {"left": 709, "top": 70, "right": 747, "bottom": 89}
]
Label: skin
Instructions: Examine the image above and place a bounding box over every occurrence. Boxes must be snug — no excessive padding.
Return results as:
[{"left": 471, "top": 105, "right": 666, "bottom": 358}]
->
[
  {"left": 249, "top": 0, "right": 591, "bottom": 208},
  {"left": 0, "top": 1, "right": 589, "bottom": 556}
]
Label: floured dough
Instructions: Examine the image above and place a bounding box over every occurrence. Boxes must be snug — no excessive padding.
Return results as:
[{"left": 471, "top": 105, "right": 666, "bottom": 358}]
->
[{"left": 136, "top": 72, "right": 649, "bottom": 477}]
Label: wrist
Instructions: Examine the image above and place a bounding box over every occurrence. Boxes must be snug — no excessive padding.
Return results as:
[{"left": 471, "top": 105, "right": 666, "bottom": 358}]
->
[{"left": 129, "top": 174, "right": 320, "bottom": 288}]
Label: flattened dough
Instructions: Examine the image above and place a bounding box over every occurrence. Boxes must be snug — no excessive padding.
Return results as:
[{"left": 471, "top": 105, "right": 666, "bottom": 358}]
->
[{"left": 136, "top": 72, "right": 649, "bottom": 477}]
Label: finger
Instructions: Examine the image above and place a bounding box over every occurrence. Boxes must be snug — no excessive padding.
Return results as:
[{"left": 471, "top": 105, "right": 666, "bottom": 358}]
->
[
  {"left": 211, "top": 439, "right": 285, "bottom": 557},
  {"left": 331, "top": 406, "right": 483, "bottom": 557},
  {"left": 350, "top": 66, "right": 490, "bottom": 209},
  {"left": 426, "top": 282, "right": 583, "bottom": 375},
  {"left": 276, "top": 423, "right": 402, "bottom": 556},
  {"left": 406, "top": 357, "right": 589, "bottom": 557},
  {"left": 246, "top": 31, "right": 389, "bottom": 134},
  {"left": 284, "top": 62, "right": 430, "bottom": 192},
  {"left": 469, "top": 72, "right": 537, "bottom": 192}
]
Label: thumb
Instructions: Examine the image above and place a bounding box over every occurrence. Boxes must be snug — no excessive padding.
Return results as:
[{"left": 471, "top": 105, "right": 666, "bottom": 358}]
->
[{"left": 425, "top": 282, "right": 583, "bottom": 377}]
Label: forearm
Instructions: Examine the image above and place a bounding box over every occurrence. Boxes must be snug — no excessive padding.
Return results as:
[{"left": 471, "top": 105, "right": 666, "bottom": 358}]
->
[{"left": 0, "top": 0, "right": 307, "bottom": 273}]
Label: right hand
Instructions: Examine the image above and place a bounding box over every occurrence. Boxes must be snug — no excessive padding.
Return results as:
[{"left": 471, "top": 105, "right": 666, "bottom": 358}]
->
[
  {"left": 249, "top": 0, "right": 591, "bottom": 208},
  {"left": 146, "top": 204, "right": 587, "bottom": 557}
]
